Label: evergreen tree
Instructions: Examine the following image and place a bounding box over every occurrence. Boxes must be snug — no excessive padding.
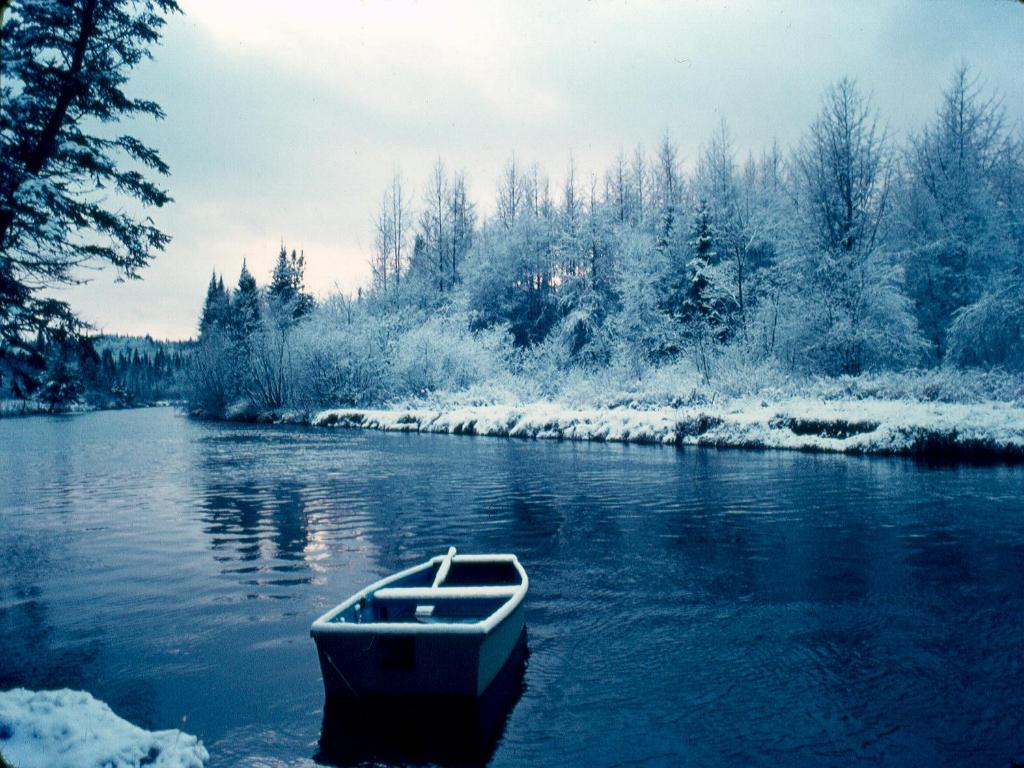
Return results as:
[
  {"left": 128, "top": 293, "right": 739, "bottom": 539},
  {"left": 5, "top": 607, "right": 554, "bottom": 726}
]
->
[
  {"left": 685, "top": 200, "right": 720, "bottom": 326},
  {"left": 232, "top": 260, "right": 262, "bottom": 341},
  {"left": 269, "top": 245, "right": 293, "bottom": 305},
  {"left": 39, "top": 346, "right": 81, "bottom": 413},
  {"left": 0, "top": 0, "right": 180, "bottom": 388},
  {"left": 199, "top": 271, "right": 230, "bottom": 337},
  {"left": 268, "top": 245, "right": 314, "bottom": 321}
]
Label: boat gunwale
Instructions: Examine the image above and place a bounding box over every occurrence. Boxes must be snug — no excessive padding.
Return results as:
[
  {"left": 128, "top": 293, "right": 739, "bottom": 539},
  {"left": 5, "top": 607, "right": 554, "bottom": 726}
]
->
[{"left": 310, "top": 554, "right": 528, "bottom": 637}]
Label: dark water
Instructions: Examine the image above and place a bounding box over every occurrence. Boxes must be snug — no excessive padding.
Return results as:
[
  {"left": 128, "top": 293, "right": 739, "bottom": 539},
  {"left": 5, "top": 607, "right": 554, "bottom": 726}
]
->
[{"left": 2, "top": 407, "right": 1023, "bottom": 767}]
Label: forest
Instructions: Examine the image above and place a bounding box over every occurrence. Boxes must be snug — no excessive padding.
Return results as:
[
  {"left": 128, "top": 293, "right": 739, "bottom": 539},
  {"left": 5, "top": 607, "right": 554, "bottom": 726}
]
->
[
  {"left": 0, "top": 334, "right": 190, "bottom": 415},
  {"left": 189, "top": 69, "right": 1023, "bottom": 421}
]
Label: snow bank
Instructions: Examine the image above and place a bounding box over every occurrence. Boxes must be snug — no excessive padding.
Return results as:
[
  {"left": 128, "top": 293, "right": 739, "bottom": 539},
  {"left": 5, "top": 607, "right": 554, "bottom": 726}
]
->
[
  {"left": 0, "top": 689, "right": 208, "bottom": 768},
  {"left": 313, "top": 397, "right": 1024, "bottom": 460}
]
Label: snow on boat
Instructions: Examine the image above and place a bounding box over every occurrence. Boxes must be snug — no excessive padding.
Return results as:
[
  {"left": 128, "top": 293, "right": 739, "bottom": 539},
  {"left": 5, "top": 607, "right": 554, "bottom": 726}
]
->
[{"left": 310, "top": 548, "right": 528, "bottom": 700}]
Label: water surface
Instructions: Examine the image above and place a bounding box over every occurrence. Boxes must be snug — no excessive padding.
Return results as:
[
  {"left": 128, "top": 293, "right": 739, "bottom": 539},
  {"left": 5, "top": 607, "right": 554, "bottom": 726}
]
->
[{"left": 1, "top": 407, "right": 1022, "bottom": 767}]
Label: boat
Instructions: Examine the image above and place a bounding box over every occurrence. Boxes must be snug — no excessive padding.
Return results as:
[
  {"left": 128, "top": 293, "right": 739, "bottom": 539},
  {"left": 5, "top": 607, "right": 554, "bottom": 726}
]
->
[{"left": 310, "top": 547, "right": 529, "bottom": 700}]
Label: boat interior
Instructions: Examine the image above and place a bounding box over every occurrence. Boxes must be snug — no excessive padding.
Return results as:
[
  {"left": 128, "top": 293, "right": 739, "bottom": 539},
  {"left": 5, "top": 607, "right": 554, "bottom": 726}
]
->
[{"left": 330, "top": 551, "right": 523, "bottom": 626}]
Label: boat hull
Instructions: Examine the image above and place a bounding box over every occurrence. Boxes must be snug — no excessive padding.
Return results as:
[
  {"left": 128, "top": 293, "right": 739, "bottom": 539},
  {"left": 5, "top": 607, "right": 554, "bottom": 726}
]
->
[
  {"left": 317, "top": 628, "right": 529, "bottom": 765},
  {"left": 314, "top": 601, "right": 525, "bottom": 699}
]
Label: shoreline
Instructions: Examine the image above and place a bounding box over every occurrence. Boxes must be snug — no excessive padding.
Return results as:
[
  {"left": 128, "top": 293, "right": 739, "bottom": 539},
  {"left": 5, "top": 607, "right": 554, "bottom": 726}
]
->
[
  {"left": 0, "top": 399, "right": 180, "bottom": 419},
  {"left": 237, "top": 397, "right": 1024, "bottom": 462}
]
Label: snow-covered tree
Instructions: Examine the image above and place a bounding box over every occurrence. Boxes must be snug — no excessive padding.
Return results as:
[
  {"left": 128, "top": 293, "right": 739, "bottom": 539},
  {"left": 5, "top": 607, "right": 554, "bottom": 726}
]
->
[
  {"left": 606, "top": 150, "right": 634, "bottom": 226},
  {"left": 653, "top": 134, "right": 683, "bottom": 246},
  {"left": 448, "top": 172, "right": 476, "bottom": 289},
  {"left": 464, "top": 215, "right": 559, "bottom": 347},
  {"left": 901, "top": 66, "right": 1021, "bottom": 359},
  {"left": 946, "top": 277, "right": 1024, "bottom": 370},
  {"left": 696, "top": 121, "right": 752, "bottom": 334},
  {"left": 199, "top": 272, "right": 230, "bottom": 338},
  {"left": 683, "top": 200, "right": 723, "bottom": 326},
  {"left": 0, "top": 0, "right": 180, "bottom": 385},
  {"left": 496, "top": 156, "right": 524, "bottom": 231},
  {"left": 786, "top": 79, "right": 924, "bottom": 374},
  {"left": 415, "top": 159, "right": 452, "bottom": 296},
  {"left": 631, "top": 145, "right": 649, "bottom": 227},
  {"left": 557, "top": 156, "right": 584, "bottom": 277},
  {"left": 231, "top": 260, "right": 261, "bottom": 342},
  {"left": 610, "top": 231, "right": 672, "bottom": 376},
  {"left": 268, "top": 245, "right": 314, "bottom": 322},
  {"left": 371, "top": 171, "right": 412, "bottom": 296}
]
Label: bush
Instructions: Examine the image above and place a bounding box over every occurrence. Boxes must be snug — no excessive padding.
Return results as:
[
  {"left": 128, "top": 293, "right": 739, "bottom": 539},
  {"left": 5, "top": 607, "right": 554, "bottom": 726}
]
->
[
  {"left": 292, "top": 313, "right": 397, "bottom": 408},
  {"left": 394, "top": 314, "right": 511, "bottom": 397}
]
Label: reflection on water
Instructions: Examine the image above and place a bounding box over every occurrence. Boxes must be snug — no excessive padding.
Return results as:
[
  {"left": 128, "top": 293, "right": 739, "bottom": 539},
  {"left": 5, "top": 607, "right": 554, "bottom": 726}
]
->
[
  {"left": 317, "top": 630, "right": 529, "bottom": 767},
  {"left": 2, "top": 408, "right": 1024, "bottom": 767}
]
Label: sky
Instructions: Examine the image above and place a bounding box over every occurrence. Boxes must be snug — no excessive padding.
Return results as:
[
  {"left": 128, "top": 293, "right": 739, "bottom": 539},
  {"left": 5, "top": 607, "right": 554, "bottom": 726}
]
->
[{"left": 57, "top": 0, "right": 1024, "bottom": 340}]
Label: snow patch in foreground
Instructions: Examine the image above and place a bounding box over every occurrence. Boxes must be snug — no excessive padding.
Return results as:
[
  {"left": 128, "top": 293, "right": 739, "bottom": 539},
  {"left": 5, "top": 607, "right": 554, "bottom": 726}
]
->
[{"left": 0, "top": 689, "right": 208, "bottom": 768}]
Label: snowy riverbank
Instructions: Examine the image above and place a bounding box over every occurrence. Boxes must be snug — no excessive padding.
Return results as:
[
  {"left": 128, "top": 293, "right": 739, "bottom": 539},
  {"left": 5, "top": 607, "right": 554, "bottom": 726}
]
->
[
  {"left": 307, "top": 396, "right": 1024, "bottom": 460},
  {"left": 0, "top": 689, "right": 208, "bottom": 768}
]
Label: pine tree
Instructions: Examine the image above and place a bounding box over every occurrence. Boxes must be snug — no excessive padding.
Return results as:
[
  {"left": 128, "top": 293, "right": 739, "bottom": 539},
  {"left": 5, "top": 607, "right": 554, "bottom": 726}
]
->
[
  {"left": 269, "top": 245, "right": 293, "bottom": 307},
  {"left": 0, "top": 0, "right": 180, "bottom": 387},
  {"left": 232, "top": 259, "right": 262, "bottom": 341},
  {"left": 685, "top": 200, "right": 718, "bottom": 324},
  {"left": 39, "top": 346, "right": 81, "bottom": 413},
  {"left": 288, "top": 250, "right": 315, "bottom": 318},
  {"left": 199, "top": 271, "right": 230, "bottom": 337},
  {"left": 268, "top": 245, "right": 314, "bottom": 321}
]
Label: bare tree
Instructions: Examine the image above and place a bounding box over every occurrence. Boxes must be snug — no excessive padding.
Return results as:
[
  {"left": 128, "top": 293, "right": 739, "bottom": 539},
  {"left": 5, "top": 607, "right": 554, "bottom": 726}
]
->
[
  {"left": 631, "top": 145, "right": 648, "bottom": 225},
  {"left": 496, "top": 155, "right": 523, "bottom": 230},
  {"left": 560, "top": 155, "right": 583, "bottom": 276},
  {"left": 448, "top": 172, "right": 476, "bottom": 287},
  {"left": 606, "top": 150, "right": 630, "bottom": 224},
  {"left": 419, "top": 159, "right": 451, "bottom": 293},
  {"left": 372, "top": 171, "right": 412, "bottom": 296}
]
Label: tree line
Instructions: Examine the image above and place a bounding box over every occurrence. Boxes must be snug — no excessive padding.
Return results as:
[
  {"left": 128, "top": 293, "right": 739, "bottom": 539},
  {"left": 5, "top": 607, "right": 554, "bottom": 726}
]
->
[
  {"left": 190, "top": 68, "right": 1023, "bottom": 417},
  {"left": 0, "top": 333, "right": 190, "bottom": 413}
]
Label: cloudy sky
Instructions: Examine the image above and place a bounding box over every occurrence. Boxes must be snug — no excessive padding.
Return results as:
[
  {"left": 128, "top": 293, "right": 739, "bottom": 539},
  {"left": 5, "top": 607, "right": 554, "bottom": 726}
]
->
[{"left": 60, "top": 1, "right": 1024, "bottom": 339}]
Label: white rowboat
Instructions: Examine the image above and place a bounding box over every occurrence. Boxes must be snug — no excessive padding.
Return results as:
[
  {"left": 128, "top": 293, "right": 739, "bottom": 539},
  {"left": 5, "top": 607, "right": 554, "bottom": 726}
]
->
[{"left": 310, "top": 548, "right": 528, "bottom": 699}]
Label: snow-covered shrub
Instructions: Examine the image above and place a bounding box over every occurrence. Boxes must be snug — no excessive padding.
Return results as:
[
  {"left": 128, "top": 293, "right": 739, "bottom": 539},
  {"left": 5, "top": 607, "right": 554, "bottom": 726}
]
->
[
  {"left": 802, "top": 367, "right": 1024, "bottom": 405},
  {"left": 292, "top": 312, "right": 397, "bottom": 408},
  {"left": 393, "top": 315, "right": 511, "bottom": 397},
  {"left": 703, "top": 344, "right": 793, "bottom": 398},
  {"left": 946, "top": 279, "right": 1024, "bottom": 371}
]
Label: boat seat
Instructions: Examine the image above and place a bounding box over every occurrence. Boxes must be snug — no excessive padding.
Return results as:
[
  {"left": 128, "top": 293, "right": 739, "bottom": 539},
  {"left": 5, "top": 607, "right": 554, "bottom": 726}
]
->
[{"left": 374, "top": 586, "right": 519, "bottom": 601}]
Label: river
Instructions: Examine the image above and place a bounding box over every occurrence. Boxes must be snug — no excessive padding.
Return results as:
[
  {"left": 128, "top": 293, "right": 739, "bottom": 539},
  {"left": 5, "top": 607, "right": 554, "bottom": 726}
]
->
[{"left": 1, "top": 407, "right": 1022, "bottom": 767}]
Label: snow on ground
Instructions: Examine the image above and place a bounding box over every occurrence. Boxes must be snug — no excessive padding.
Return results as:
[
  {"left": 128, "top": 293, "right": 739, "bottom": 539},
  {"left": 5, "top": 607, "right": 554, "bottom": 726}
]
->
[
  {"left": 0, "top": 689, "right": 208, "bottom": 768},
  {"left": 313, "top": 397, "right": 1024, "bottom": 459}
]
